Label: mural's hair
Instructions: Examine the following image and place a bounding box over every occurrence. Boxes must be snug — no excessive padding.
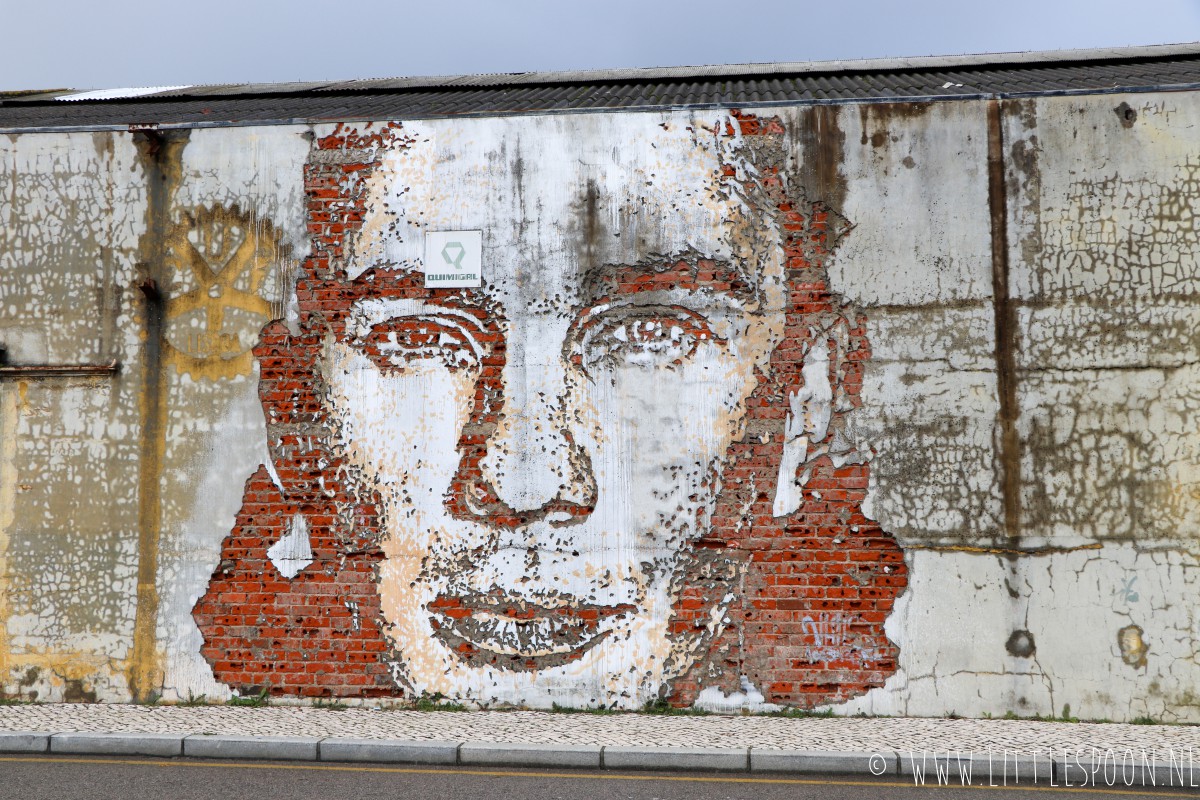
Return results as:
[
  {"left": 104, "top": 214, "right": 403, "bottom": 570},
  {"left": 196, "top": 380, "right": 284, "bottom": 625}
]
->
[{"left": 658, "top": 112, "right": 902, "bottom": 705}]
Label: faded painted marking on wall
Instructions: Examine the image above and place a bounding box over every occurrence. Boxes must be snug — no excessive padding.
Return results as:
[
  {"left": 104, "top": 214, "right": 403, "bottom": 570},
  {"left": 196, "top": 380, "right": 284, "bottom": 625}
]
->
[
  {"left": 800, "top": 612, "right": 884, "bottom": 666},
  {"left": 162, "top": 205, "right": 289, "bottom": 380}
]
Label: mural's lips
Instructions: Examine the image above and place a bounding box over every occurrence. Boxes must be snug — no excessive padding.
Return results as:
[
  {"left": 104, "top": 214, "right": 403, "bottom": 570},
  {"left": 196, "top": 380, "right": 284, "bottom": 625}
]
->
[{"left": 429, "top": 592, "right": 635, "bottom": 663}]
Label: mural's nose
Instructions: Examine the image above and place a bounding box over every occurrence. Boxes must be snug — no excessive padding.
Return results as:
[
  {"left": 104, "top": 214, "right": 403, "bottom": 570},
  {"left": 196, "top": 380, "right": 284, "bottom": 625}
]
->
[{"left": 447, "top": 361, "right": 597, "bottom": 527}]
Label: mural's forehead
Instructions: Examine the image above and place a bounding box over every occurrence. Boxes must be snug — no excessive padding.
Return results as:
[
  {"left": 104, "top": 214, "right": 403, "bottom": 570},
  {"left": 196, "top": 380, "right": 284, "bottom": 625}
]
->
[{"left": 349, "top": 112, "right": 759, "bottom": 284}]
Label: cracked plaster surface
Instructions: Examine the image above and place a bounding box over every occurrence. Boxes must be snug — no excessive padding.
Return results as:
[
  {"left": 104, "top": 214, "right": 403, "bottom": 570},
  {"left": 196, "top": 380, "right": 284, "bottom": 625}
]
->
[{"left": 1, "top": 132, "right": 147, "bottom": 702}]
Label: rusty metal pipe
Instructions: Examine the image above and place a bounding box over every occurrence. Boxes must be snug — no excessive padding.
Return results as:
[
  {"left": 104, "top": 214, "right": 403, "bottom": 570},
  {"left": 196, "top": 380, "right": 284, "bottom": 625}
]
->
[{"left": 0, "top": 360, "right": 120, "bottom": 378}]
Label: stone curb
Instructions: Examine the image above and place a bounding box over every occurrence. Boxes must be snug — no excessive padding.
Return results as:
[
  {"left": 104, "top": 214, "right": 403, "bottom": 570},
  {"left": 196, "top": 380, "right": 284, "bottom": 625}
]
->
[
  {"left": 12, "top": 733, "right": 1200, "bottom": 787},
  {"left": 0, "top": 731, "right": 50, "bottom": 753},
  {"left": 183, "top": 734, "right": 318, "bottom": 761},
  {"left": 604, "top": 745, "right": 748, "bottom": 772},
  {"left": 319, "top": 737, "right": 459, "bottom": 764},
  {"left": 461, "top": 741, "right": 601, "bottom": 768},
  {"left": 50, "top": 732, "right": 183, "bottom": 757},
  {"left": 751, "top": 749, "right": 895, "bottom": 775}
]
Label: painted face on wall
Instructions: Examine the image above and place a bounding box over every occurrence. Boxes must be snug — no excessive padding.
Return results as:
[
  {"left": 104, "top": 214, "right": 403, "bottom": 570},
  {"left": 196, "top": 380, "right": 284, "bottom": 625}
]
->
[{"left": 319, "top": 114, "right": 790, "bottom": 707}]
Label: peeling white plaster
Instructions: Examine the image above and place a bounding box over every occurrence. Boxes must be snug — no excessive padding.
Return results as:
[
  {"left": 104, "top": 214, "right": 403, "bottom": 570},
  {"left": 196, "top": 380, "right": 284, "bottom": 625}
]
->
[
  {"left": 267, "top": 514, "right": 313, "bottom": 579},
  {"left": 773, "top": 339, "right": 832, "bottom": 517},
  {"left": 695, "top": 676, "right": 782, "bottom": 714},
  {"left": 838, "top": 543, "right": 1200, "bottom": 722},
  {"left": 0, "top": 130, "right": 147, "bottom": 702}
]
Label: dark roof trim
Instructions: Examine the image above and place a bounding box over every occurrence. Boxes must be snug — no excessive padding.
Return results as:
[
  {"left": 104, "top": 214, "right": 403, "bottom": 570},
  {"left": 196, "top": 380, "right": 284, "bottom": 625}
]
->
[
  {"left": 2, "top": 43, "right": 1199, "bottom": 133},
  {"left": 5, "top": 81, "right": 1200, "bottom": 136}
]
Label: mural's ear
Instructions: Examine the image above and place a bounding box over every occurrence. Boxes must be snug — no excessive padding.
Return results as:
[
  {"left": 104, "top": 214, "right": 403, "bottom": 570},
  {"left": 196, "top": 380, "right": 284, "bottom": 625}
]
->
[
  {"left": 257, "top": 310, "right": 334, "bottom": 501},
  {"left": 771, "top": 319, "right": 851, "bottom": 518}
]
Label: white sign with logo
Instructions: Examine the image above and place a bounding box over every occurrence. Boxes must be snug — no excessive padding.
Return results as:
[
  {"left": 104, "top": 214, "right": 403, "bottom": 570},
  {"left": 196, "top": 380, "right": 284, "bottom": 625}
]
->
[{"left": 424, "top": 230, "right": 483, "bottom": 288}]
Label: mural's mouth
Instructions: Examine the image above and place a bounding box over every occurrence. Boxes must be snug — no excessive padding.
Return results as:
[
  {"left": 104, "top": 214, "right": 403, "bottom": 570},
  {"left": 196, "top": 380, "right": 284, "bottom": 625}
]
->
[{"left": 429, "top": 591, "right": 635, "bottom": 669}]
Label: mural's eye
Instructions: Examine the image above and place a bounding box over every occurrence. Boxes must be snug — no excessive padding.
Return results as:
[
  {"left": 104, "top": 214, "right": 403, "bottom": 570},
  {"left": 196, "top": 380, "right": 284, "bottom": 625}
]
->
[
  {"left": 574, "top": 305, "right": 719, "bottom": 372},
  {"left": 356, "top": 316, "right": 483, "bottom": 374}
]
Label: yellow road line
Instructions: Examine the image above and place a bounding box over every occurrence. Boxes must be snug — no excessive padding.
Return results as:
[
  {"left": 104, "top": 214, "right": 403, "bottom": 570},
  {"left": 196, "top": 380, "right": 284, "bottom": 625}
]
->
[{"left": 0, "top": 755, "right": 1195, "bottom": 796}]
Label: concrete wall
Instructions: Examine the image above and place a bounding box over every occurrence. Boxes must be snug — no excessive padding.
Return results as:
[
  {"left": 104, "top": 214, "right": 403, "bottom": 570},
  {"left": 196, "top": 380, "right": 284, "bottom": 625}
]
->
[{"left": 1, "top": 92, "right": 1197, "bottom": 720}]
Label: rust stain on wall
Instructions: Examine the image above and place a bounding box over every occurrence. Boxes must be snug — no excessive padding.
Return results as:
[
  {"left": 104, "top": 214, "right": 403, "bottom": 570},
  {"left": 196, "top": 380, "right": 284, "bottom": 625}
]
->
[
  {"left": 857, "top": 102, "right": 933, "bottom": 150},
  {"left": 1118, "top": 624, "right": 1149, "bottom": 669},
  {"left": 987, "top": 100, "right": 1022, "bottom": 544},
  {"left": 793, "top": 105, "right": 848, "bottom": 213},
  {"left": 0, "top": 382, "right": 19, "bottom": 686},
  {"left": 128, "top": 130, "right": 189, "bottom": 703}
]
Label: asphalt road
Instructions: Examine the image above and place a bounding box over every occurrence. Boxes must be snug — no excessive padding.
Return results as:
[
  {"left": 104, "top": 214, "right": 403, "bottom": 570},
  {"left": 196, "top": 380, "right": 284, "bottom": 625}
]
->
[{"left": 1, "top": 755, "right": 1195, "bottom": 800}]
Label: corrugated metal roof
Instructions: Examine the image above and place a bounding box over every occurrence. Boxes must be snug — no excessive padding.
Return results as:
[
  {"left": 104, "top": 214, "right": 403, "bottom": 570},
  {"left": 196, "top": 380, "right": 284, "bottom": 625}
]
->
[
  {"left": 3, "top": 43, "right": 1200, "bottom": 131},
  {"left": 55, "top": 86, "right": 193, "bottom": 102}
]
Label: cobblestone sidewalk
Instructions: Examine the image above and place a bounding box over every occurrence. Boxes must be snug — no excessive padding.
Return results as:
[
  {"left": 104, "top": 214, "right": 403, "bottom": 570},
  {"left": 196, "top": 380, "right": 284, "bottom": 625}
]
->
[{"left": 1, "top": 704, "right": 1198, "bottom": 756}]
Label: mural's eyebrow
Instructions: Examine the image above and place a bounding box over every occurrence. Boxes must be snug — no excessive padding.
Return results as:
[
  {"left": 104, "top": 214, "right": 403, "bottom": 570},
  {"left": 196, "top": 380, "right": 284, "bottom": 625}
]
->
[
  {"left": 579, "top": 258, "right": 755, "bottom": 301},
  {"left": 345, "top": 298, "right": 488, "bottom": 339}
]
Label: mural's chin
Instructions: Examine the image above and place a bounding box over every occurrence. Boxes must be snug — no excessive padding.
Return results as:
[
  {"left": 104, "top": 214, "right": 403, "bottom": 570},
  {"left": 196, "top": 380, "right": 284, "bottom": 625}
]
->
[{"left": 428, "top": 591, "right": 635, "bottom": 670}]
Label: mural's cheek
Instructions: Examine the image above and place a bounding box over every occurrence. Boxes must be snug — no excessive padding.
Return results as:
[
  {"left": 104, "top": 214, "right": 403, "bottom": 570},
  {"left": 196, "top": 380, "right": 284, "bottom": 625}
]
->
[
  {"left": 546, "top": 312, "right": 780, "bottom": 694},
  {"left": 323, "top": 342, "right": 474, "bottom": 520},
  {"left": 322, "top": 342, "right": 482, "bottom": 674},
  {"left": 577, "top": 315, "right": 777, "bottom": 542}
]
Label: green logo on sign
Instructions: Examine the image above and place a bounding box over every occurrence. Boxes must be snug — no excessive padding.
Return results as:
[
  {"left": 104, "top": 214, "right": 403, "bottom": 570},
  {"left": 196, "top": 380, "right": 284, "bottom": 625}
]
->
[{"left": 441, "top": 242, "right": 466, "bottom": 270}]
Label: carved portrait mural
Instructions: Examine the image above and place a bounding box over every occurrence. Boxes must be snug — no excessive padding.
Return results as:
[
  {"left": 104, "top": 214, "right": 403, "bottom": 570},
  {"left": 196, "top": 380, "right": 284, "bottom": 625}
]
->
[{"left": 192, "top": 110, "right": 907, "bottom": 709}]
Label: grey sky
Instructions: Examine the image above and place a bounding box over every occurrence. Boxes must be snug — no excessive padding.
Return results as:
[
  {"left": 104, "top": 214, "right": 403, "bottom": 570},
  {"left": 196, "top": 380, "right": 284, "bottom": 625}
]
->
[{"left": 4, "top": 0, "right": 1200, "bottom": 91}]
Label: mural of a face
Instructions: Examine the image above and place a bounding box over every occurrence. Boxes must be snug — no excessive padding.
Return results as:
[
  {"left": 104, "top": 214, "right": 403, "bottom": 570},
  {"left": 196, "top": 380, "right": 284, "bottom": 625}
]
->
[
  {"left": 323, "top": 116, "right": 789, "bottom": 706},
  {"left": 193, "top": 109, "right": 906, "bottom": 710}
]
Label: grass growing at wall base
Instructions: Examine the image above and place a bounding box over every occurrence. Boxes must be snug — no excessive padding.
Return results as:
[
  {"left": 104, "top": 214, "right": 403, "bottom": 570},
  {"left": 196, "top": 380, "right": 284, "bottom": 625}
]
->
[
  {"left": 549, "top": 703, "right": 622, "bottom": 715},
  {"left": 226, "top": 688, "right": 271, "bottom": 708},
  {"left": 313, "top": 698, "right": 349, "bottom": 711},
  {"left": 412, "top": 693, "right": 468, "bottom": 712},
  {"left": 989, "top": 706, "right": 1159, "bottom": 725},
  {"left": 766, "top": 707, "right": 837, "bottom": 719},
  {"left": 543, "top": 700, "right": 713, "bottom": 716}
]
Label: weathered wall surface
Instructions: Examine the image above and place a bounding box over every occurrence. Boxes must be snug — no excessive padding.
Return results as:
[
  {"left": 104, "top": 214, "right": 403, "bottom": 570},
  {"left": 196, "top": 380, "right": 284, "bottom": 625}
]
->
[
  {"left": 1, "top": 132, "right": 147, "bottom": 702},
  {"left": 1, "top": 91, "right": 1198, "bottom": 719},
  {"left": 1, "top": 127, "right": 308, "bottom": 702},
  {"left": 835, "top": 93, "right": 1200, "bottom": 721}
]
